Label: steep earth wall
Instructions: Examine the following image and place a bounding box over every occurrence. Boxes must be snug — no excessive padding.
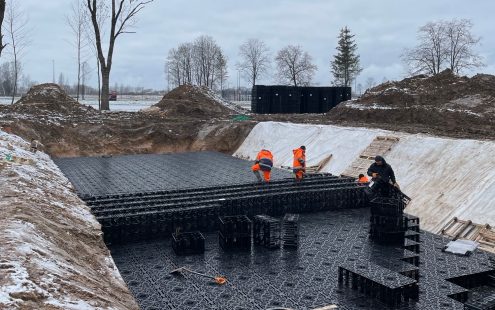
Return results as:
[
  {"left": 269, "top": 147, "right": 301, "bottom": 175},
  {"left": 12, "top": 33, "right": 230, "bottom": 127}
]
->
[{"left": 0, "top": 131, "right": 139, "bottom": 309}]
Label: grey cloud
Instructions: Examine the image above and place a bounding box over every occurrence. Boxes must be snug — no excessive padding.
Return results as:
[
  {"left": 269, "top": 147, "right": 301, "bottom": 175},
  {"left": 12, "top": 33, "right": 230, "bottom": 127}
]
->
[{"left": 11, "top": 0, "right": 495, "bottom": 90}]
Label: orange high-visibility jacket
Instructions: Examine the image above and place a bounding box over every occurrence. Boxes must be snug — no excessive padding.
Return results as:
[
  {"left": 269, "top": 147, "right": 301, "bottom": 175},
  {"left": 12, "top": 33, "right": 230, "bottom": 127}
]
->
[
  {"left": 358, "top": 176, "right": 369, "bottom": 183},
  {"left": 293, "top": 148, "right": 306, "bottom": 169},
  {"left": 256, "top": 149, "right": 273, "bottom": 161},
  {"left": 256, "top": 149, "right": 273, "bottom": 171}
]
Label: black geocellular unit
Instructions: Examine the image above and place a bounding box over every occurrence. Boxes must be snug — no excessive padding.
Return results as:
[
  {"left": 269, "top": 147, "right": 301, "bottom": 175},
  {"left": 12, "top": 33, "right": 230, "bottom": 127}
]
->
[
  {"left": 253, "top": 215, "right": 281, "bottom": 249},
  {"left": 218, "top": 215, "right": 252, "bottom": 250},
  {"left": 369, "top": 190, "right": 409, "bottom": 245},
  {"left": 251, "top": 85, "right": 351, "bottom": 114},
  {"left": 172, "top": 231, "right": 205, "bottom": 255},
  {"left": 282, "top": 213, "right": 299, "bottom": 248}
]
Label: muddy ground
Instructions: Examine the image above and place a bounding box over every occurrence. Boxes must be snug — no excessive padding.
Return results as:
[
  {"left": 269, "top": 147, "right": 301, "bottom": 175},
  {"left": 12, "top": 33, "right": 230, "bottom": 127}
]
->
[{"left": 0, "top": 84, "right": 254, "bottom": 158}]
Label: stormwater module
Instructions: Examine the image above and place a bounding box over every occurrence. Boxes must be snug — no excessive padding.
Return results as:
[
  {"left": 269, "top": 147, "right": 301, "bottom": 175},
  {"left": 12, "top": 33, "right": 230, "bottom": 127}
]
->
[{"left": 55, "top": 151, "right": 495, "bottom": 310}]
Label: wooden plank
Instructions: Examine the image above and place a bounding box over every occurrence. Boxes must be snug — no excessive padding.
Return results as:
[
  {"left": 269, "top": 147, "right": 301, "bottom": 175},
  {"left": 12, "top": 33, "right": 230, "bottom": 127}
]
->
[{"left": 342, "top": 135, "right": 400, "bottom": 178}]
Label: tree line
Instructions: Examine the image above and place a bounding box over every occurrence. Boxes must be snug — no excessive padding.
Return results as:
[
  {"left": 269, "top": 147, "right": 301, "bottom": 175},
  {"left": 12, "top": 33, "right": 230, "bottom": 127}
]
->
[
  {"left": 166, "top": 27, "right": 363, "bottom": 91},
  {"left": 166, "top": 36, "right": 228, "bottom": 90}
]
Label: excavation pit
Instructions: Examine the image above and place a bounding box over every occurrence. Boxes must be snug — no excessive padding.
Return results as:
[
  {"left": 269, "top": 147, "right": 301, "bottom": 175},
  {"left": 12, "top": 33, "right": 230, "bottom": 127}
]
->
[{"left": 54, "top": 152, "right": 495, "bottom": 310}]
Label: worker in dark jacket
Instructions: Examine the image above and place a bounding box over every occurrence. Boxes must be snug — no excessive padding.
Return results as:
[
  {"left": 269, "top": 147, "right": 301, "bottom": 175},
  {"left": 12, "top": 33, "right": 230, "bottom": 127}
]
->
[{"left": 367, "top": 155, "right": 398, "bottom": 196}]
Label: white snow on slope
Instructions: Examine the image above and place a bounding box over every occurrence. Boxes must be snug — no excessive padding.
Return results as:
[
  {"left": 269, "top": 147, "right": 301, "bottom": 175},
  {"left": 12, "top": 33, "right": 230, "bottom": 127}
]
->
[
  {"left": 234, "top": 122, "right": 495, "bottom": 232},
  {"left": 0, "top": 131, "right": 137, "bottom": 309}
]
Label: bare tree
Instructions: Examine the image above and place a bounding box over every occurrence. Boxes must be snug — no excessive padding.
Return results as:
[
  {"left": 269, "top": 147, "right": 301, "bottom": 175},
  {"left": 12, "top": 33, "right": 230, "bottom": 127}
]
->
[
  {"left": 67, "top": 0, "right": 89, "bottom": 101},
  {"left": 85, "top": 0, "right": 153, "bottom": 110},
  {"left": 357, "top": 83, "right": 362, "bottom": 96},
  {"left": 216, "top": 51, "right": 228, "bottom": 93},
  {"left": 402, "top": 21, "right": 445, "bottom": 75},
  {"left": 0, "top": 61, "right": 14, "bottom": 95},
  {"left": 402, "top": 19, "right": 483, "bottom": 76},
  {"left": 275, "top": 45, "right": 317, "bottom": 87},
  {"left": 0, "top": 0, "right": 6, "bottom": 58},
  {"left": 177, "top": 43, "right": 193, "bottom": 85},
  {"left": 167, "top": 43, "right": 194, "bottom": 87},
  {"left": 166, "top": 36, "right": 227, "bottom": 90},
  {"left": 192, "top": 35, "right": 222, "bottom": 88},
  {"left": 4, "top": 0, "right": 29, "bottom": 104},
  {"left": 365, "top": 77, "right": 375, "bottom": 90},
  {"left": 81, "top": 60, "right": 91, "bottom": 99},
  {"left": 444, "top": 19, "right": 483, "bottom": 74},
  {"left": 237, "top": 38, "right": 270, "bottom": 87}
]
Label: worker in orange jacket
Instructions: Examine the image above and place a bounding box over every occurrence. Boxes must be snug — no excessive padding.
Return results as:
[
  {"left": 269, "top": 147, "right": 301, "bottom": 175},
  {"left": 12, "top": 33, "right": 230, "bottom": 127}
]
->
[
  {"left": 292, "top": 146, "right": 306, "bottom": 180},
  {"left": 252, "top": 149, "right": 273, "bottom": 183},
  {"left": 357, "top": 174, "right": 369, "bottom": 184}
]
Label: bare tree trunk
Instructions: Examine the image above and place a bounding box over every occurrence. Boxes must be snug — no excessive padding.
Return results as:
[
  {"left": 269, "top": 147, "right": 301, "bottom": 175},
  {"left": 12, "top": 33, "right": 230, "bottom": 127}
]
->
[
  {"left": 76, "top": 36, "right": 81, "bottom": 100},
  {"left": 97, "top": 58, "right": 101, "bottom": 110},
  {"left": 0, "top": 0, "right": 6, "bottom": 58},
  {"left": 81, "top": 61, "right": 86, "bottom": 100},
  {"left": 11, "top": 54, "right": 17, "bottom": 104},
  {"left": 101, "top": 67, "right": 109, "bottom": 110}
]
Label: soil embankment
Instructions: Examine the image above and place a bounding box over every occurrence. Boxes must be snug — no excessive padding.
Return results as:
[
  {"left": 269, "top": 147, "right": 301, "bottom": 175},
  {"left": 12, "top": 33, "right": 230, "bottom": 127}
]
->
[
  {"left": 2, "top": 72, "right": 494, "bottom": 158},
  {"left": 0, "top": 84, "right": 254, "bottom": 158},
  {"left": 255, "top": 70, "right": 495, "bottom": 140},
  {"left": 0, "top": 132, "right": 139, "bottom": 309}
]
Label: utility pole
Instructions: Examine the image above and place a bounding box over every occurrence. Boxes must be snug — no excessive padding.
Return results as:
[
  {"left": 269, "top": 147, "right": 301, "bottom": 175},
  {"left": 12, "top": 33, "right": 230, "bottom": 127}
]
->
[{"left": 52, "top": 60, "right": 55, "bottom": 83}]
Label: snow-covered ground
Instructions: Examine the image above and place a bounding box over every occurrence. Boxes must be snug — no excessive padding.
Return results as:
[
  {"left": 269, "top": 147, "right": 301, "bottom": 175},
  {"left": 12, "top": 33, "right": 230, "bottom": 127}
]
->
[
  {"left": 0, "top": 96, "right": 21, "bottom": 104},
  {"left": 234, "top": 122, "right": 495, "bottom": 233},
  {"left": 79, "top": 99, "right": 156, "bottom": 112},
  {"left": 0, "top": 132, "right": 138, "bottom": 309},
  {"left": 0, "top": 95, "right": 158, "bottom": 112},
  {"left": 1, "top": 95, "right": 249, "bottom": 113}
]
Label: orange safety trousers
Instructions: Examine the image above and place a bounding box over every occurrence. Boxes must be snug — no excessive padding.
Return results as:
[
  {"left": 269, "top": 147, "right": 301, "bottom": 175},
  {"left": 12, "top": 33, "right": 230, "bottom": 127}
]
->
[
  {"left": 293, "top": 148, "right": 306, "bottom": 180},
  {"left": 251, "top": 163, "right": 271, "bottom": 182}
]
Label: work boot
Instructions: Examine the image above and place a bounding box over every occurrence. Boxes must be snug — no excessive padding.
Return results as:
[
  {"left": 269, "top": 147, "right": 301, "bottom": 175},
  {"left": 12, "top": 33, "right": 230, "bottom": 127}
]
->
[{"left": 253, "top": 171, "right": 262, "bottom": 183}]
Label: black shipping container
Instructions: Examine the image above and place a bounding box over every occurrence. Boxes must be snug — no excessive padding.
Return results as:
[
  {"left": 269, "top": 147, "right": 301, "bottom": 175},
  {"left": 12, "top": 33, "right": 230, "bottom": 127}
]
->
[{"left": 251, "top": 85, "right": 351, "bottom": 114}]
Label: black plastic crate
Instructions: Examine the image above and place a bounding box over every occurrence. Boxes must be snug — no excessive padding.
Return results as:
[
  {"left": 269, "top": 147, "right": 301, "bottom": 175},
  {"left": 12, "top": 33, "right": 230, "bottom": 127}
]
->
[
  {"left": 253, "top": 215, "right": 281, "bottom": 249},
  {"left": 219, "top": 215, "right": 252, "bottom": 236},
  {"left": 282, "top": 213, "right": 299, "bottom": 247},
  {"left": 172, "top": 231, "right": 205, "bottom": 255},
  {"left": 369, "top": 229, "right": 405, "bottom": 245},
  {"left": 219, "top": 231, "right": 251, "bottom": 250}
]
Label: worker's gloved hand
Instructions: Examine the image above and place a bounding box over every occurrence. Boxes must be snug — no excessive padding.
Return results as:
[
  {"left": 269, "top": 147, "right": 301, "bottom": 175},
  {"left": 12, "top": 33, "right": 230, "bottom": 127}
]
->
[{"left": 372, "top": 173, "right": 379, "bottom": 178}]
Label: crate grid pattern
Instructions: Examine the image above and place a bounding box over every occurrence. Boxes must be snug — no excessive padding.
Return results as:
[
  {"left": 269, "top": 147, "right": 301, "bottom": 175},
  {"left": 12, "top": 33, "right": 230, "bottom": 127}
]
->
[
  {"left": 111, "top": 209, "right": 495, "bottom": 310},
  {"left": 54, "top": 151, "right": 294, "bottom": 198}
]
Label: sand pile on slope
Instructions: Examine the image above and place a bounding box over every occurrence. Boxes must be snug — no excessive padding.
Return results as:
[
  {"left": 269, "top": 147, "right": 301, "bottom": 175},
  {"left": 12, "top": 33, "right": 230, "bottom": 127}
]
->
[
  {"left": 152, "top": 85, "right": 240, "bottom": 118},
  {"left": 12, "top": 83, "right": 94, "bottom": 114}
]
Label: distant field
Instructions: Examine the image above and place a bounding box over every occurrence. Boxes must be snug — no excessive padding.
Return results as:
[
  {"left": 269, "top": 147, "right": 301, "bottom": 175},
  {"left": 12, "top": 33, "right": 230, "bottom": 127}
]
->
[
  {"left": 0, "top": 96, "right": 251, "bottom": 112},
  {"left": 0, "top": 95, "right": 160, "bottom": 112}
]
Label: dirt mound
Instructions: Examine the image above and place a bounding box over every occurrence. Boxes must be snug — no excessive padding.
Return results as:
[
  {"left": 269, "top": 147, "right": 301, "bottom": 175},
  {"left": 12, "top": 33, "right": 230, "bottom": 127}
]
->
[
  {"left": 355, "top": 70, "right": 495, "bottom": 115},
  {"left": 13, "top": 83, "right": 94, "bottom": 114},
  {"left": 152, "top": 85, "right": 238, "bottom": 118},
  {"left": 321, "top": 70, "right": 495, "bottom": 138}
]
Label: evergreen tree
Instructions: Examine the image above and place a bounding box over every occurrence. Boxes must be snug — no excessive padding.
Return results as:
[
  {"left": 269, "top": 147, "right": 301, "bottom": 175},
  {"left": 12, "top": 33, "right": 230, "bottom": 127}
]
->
[{"left": 331, "top": 27, "right": 362, "bottom": 87}]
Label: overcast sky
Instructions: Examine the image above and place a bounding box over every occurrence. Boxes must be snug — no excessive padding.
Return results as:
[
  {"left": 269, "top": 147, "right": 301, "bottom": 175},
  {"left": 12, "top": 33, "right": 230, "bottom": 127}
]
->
[{"left": 10, "top": 0, "right": 495, "bottom": 90}]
